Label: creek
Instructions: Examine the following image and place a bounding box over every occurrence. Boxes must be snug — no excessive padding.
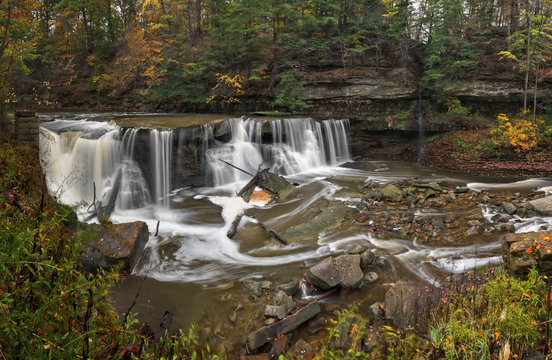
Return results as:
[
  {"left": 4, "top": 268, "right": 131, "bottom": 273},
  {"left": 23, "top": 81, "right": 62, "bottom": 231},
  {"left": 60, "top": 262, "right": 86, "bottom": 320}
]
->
[{"left": 39, "top": 112, "right": 552, "bottom": 343}]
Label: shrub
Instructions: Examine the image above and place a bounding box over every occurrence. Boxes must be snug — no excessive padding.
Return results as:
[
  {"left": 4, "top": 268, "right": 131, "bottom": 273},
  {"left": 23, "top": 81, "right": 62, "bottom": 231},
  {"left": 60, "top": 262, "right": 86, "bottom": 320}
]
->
[{"left": 491, "top": 112, "right": 544, "bottom": 153}]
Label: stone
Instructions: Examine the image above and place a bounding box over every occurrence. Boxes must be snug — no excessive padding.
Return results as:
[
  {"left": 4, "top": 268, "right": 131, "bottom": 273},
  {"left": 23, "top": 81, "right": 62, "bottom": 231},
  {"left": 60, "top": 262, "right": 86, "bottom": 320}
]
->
[
  {"left": 287, "top": 339, "right": 313, "bottom": 359},
  {"left": 432, "top": 219, "right": 445, "bottom": 229},
  {"left": 467, "top": 220, "right": 481, "bottom": 227},
  {"left": 503, "top": 230, "right": 552, "bottom": 277},
  {"left": 503, "top": 202, "right": 517, "bottom": 215},
  {"left": 423, "top": 189, "right": 437, "bottom": 200},
  {"left": 384, "top": 281, "right": 443, "bottom": 329},
  {"left": 270, "top": 334, "right": 288, "bottom": 357},
  {"left": 368, "top": 302, "right": 384, "bottom": 322},
  {"left": 360, "top": 250, "right": 376, "bottom": 269},
  {"left": 381, "top": 184, "right": 403, "bottom": 202},
  {"left": 499, "top": 223, "right": 515, "bottom": 233},
  {"left": 306, "top": 257, "right": 341, "bottom": 290},
  {"left": 454, "top": 186, "right": 469, "bottom": 193},
  {"left": 347, "top": 244, "right": 365, "bottom": 255},
  {"left": 229, "top": 302, "right": 243, "bottom": 324},
  {"left": 333, "top": 255, "right": 364, "bottom": 288},
  {"left": 79, "top": 221, "right": 149, "bottom": 273},
  {"left": 265, "top": 305, "right": 286, "bottom": 320},
  {"left": 278, "top": 281, "right": 299, "bottom": 296},
  {"left": 307, "top": 255, "right": 363, "bottom": 290},
  {"left": 261, "top": 280, "right": 273, "bottom": 291},
  {"left": 466, "top": 226, "right": 479, "bottom": 236},
  {"left": 529, "top": 196, "right": 552, "bottom": 215},
  {"left": 428, "top": 182, "right": 441, "bottom": 191},
  {"left": 364, "top": 272, "right": 378, "bottom": 284},
  {"left": 246, "top": 301, "right": 321, "bottom": 351},
  {"left": 443, "top": 212, "right": 455, "bottom": 223},
  {"left": 243, "top": 280, "right": 262, "bottom": 296},
  {"left": 273, "top": 290, "right": 295, "bottom": 313}
]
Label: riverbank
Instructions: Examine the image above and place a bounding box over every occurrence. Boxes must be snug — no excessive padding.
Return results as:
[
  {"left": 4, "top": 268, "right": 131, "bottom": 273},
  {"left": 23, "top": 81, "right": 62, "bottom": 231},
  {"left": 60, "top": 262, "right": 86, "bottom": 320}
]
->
[{"left": 422, "top": 129, "right": 552, "bottom": 178}]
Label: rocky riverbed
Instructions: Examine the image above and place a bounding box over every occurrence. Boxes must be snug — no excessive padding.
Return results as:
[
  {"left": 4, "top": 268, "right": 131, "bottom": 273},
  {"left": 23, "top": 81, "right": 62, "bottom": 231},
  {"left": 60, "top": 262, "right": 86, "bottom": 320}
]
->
[{"left": 157, "top": 173, "right": 552, "bottom": 358}]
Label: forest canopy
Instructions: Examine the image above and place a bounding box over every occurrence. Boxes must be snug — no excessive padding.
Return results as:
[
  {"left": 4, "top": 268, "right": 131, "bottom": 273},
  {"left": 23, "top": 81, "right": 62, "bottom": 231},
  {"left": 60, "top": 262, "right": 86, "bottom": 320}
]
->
[{"left": 1, "top": 0, "right": 551, "bottom": 112}]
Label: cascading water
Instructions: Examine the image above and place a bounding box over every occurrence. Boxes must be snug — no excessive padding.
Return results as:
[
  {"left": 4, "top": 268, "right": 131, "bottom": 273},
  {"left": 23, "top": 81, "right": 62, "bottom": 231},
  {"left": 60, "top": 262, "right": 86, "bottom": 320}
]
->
[
  {"left": 40, "top": 116, "right": 351, "bottom": 213},
  {"left": 150, "top": 130, "right": 173, "bottom": 207}
]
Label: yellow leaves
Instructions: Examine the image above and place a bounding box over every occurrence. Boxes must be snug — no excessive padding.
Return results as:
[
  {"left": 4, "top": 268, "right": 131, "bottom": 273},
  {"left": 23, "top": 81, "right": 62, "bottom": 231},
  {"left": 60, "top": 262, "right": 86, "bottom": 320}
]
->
[
  {"left": 498, "top": 51, "right": 517, "bottom": 61},
  {"left": 493, "top": 113, "right": 540, "bottom": 153},
  {"left": 86, "top": 54, "right": 97, "bottom": 66},
  {"left": 207, "top": 72, "right": 246, "bottom": 104}
]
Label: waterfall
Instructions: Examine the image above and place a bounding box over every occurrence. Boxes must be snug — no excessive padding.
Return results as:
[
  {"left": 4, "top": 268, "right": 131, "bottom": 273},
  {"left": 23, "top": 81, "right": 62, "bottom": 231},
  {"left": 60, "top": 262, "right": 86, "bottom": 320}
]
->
[
  {"left": 40, "top": 116, "right": 351, "bottom": 212},
  {"left": 150, "top": 130, "right": 173, "bottom": 207}
]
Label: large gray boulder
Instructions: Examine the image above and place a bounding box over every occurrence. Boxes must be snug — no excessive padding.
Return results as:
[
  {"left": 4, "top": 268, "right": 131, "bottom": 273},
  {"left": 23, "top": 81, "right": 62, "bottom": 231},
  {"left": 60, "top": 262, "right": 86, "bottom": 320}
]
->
[
  {"left": 529, "top": 196, "right": 552, "bottom": 216},
  {"left": 307, "top": 255, "right": 363, "bottom": 290},
  {"left": 80, "top": 221, "right": 149, "bottom": 273}
]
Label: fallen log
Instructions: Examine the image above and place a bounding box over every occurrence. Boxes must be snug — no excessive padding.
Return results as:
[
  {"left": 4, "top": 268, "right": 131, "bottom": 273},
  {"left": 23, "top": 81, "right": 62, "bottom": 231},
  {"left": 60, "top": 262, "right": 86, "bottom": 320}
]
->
[
  {"left": 245, "top": 300, "right": 321, "bottom": 352},
  {"left": 254, "top": 216, "right": 287, "bottom": 245}
]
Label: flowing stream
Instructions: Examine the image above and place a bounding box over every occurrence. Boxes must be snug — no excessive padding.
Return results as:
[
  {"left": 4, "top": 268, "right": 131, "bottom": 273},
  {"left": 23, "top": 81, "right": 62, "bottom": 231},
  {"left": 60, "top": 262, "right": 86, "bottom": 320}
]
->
[{"left": 39, "top": 112, "right": 552, "bottom": 336}]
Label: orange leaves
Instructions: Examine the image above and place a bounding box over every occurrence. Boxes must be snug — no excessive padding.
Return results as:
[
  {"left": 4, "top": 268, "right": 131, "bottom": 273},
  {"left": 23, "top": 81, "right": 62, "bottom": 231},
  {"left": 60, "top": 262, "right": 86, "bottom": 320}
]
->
[{"left": 526, "top": 246, "right": 534, "bottom": 255}]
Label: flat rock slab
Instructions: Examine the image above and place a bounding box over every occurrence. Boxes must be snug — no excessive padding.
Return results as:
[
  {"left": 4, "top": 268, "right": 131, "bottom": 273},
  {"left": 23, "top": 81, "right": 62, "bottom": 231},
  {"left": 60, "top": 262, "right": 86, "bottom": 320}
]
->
[
  {"left": 80, "top": 221, "right": 149, "bottom": 272},
  {"left": 281, "top": 205, "right": 347, "bottom": 242},
  {"left": 246, "top": 301, "right": 321, "bottom": 351},
  {"left": 503, "top": 230, "right": 552, "bottom": 277},
  {"left": 307, "top": 255, "right": 363, "bottom": 290}
]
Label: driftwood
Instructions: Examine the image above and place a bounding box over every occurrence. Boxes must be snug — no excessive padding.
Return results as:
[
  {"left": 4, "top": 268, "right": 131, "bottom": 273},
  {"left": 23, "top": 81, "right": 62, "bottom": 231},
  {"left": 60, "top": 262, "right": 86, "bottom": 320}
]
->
[
  {"left": 244, "top": 288, "right": 337, "bottom": 352},
  {"left": 101, "top": 167, "right": 122, "bottom": 219},
  {"left": 227, "top": 214, "right": 244, "bottom": 238},
  {"left": 254, "top": 216, "right": 287, "bottom": 245}
]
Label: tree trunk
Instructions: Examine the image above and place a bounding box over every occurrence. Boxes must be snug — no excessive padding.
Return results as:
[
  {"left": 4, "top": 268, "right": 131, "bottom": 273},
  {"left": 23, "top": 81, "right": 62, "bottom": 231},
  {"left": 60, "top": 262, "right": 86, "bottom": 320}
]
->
[{"left": 523, "top": 1, "right": 533, "bottom": 112}]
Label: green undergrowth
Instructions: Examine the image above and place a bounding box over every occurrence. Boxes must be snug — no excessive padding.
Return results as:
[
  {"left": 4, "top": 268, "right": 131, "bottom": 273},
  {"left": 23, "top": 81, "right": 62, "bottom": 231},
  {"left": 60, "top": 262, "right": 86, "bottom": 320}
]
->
[
  {"left": 0, "top": 140, "right": 223, "bottom": 359},
  {"left": 283, "top": 267, "right": 551, "bottom": 359}
]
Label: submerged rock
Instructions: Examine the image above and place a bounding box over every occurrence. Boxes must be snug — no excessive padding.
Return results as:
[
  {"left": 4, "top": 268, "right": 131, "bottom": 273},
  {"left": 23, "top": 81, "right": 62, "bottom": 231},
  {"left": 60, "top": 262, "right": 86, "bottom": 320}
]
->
[
  {"left": 243, "top": 280, "right": 263, "bottom": 296},
  {"left": 281, "top": 204, "right": 347, "bottom": 242},
  {"left": 80, "top": 221, "right": 149, "bottom": 273}
]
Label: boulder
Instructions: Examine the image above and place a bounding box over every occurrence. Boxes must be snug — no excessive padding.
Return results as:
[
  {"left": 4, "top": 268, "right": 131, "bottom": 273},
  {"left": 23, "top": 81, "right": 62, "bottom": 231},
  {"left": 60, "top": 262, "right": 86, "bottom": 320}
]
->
[
  {"left": 529, "top": 196, "right": 552, "bottom": 216},
  {"left": 503, "top": 230, "right": 552, "bottom": 277},
  {"left": 503, "top": 202, "right": 517, "bottom": 215},
  {"left": 80, "top": 221, "right": 149, "bottom": 273},
  {"left": 360, "top": 250, "right": 376, "bottom": 269},
  {"left": 307, "top": 255, "right": 363, "bottom": 290}
]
